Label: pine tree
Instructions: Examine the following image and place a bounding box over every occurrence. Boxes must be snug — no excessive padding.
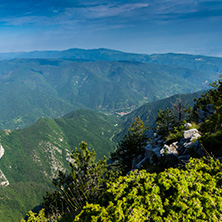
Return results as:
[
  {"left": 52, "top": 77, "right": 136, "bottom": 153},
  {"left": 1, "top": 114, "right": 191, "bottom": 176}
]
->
[
  {"left": 111, "top": 117, "right": 148, "bottom": 174},
  {"left": 155, "top": 108, "right": 176, "bottom": 137},
  {"left": 43, "top": 142, "right": 118, "bottom": 218},
  {"left": 193, "top": 76, "right": 222, "bottom": 156}
]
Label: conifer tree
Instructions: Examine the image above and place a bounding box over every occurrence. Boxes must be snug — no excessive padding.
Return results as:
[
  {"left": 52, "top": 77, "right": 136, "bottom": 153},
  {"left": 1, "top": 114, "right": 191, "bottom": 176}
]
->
[
  {"left": 193, "top": 76, "right": 222, "bottom": 156},
  {"left": 43, "top": 142, "right": 118, "bottom": 218},
  {"left": 155, "top": 108, "right": 176, "bottom": 137},
  {"left": 111, "top": 117, "right": 148, "bottom": 174}
]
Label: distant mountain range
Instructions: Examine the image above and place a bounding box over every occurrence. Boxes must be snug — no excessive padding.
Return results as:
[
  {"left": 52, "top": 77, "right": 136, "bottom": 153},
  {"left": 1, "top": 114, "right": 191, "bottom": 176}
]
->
[
  {"left": 0, "top": 48, "right": 221, "bottom": 129},
  {"left": 1, "top": 48, "right": 222, "bottom": 73}
]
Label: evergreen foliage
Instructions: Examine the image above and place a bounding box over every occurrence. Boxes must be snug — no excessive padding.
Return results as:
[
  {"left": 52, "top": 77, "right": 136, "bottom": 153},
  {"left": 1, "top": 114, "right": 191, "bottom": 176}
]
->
[
  {"left": 118, "top": 91, "right": 203, "bottom": 141},
  {"left": 0, "top": 55, "right": 217, "bottom": 129},
  {"left": 193, "top": 76, "right": 222, "bottom": 156},
  {"left": 21, "top": 209, "right": 49, "bottom": 222},
  {"left": 74, "top": 157, "right": 222, "bottom": 222},
  {"left": 155, "top": 108, "right": 176, "bottom": 137},
  {"left": 43, "top": 142, "right": 118, "bottom": 219},
  {"left": 111, "top": 117, "right": 148, "bottom": 174}
]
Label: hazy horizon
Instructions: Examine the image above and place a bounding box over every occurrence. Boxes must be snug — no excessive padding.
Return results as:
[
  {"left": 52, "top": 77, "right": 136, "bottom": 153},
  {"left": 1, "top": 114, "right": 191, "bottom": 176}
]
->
[
  {"left": 1, "top": 47, "right": 222, "bottom": 58},
  {"left": 0, "top": 0, "right": 222, "bottom": 57}
]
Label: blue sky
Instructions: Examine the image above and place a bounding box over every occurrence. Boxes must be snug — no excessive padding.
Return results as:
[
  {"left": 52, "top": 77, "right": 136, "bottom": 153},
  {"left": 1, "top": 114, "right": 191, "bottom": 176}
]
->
[{"left": 0, "top": 0, "right": 222, "bottom": 56}]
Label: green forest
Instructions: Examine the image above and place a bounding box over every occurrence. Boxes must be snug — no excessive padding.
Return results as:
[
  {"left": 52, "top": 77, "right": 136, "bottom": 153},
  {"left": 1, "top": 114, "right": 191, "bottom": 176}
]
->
[{"left": 21, "top": 77, "right": 222, "bottom": 221}]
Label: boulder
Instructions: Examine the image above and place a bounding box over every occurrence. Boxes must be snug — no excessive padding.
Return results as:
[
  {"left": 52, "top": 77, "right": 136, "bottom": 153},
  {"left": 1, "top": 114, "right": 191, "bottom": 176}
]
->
[
  {"left": 184, "top": 123, "right": 192, "bottom": 129},
  {"left": 172, "top": 142, "right": 178, "bottom": 148},
  {"left": 178, "top": 138, "right": 187, "bottom": 146},
  {"left": 163, "top": 154, "right": 179, "bottom": 168},
  {"left": 160, "top": 148, "right": 166, "bottom": 155},
  {"left": 184, "top": 142, "right": 193, "bottom": 149},
  {"left": 152, "top": 147, "right": 161, "bottom": 157},
  {"left": 183, "top": 129, "right": 199, "bottom": 139},
  {"left": 160, "top": 144, "right": 178, "bottom": 156},
  {"left": 132, "top": 154, "right": 143, "bottom": 169},
  {"left": 136, "top": 157, "right": 148, "bottom": 169},
  {"left": 145, "top": 144, "right": 154, "bottom": 158},
  {"left": 192, "top": 141, "right": 205, "bottom": 157},
  {"left": 0, "top": 145, "right": 4, "bottom": 159},
  {"left": 178, "top": 155, "right": 191, "bottom": 164},
  {"left": 191, "top": 133, "right": 201, "bottom": 142}
]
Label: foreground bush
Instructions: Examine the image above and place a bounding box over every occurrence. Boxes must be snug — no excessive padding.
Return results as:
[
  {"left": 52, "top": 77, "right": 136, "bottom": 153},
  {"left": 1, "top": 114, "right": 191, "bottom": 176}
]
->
[
  {"left": 74, "top": 157, "right": 222, "bottom": 221},
  {"left": 42, "top": 142, "right": 119, "bottom": 219}
]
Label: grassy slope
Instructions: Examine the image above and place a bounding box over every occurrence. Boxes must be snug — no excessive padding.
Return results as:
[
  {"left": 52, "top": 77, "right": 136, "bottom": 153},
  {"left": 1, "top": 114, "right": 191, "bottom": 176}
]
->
[{"left": 0, "top": 109, "right": 121, "bottom": 221}]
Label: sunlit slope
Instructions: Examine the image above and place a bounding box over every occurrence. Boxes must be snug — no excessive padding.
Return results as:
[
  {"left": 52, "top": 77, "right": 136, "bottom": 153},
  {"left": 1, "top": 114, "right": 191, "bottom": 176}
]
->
[
  {"left": 0, "top": 109, "right": 120, "bottom": 221},
  {"left": 0, "top": 59, "right": 216, "bottom": 129}
]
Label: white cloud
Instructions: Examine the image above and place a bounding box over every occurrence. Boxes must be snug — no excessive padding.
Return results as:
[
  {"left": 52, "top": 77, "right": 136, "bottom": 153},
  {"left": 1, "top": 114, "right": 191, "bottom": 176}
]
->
[
  {"left": 78, "top": 3, "right": 150, "bottom": 18},
  {"left": 0, "top": 2, "right": 149, "bottom": 29}
]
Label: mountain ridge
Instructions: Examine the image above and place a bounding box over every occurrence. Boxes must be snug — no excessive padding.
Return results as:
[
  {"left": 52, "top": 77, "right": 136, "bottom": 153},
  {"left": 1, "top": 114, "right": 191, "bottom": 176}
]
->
[
  {"left": 1, "top": 47, "right": 222, "bottom": 61},
  {"left": 0, "top": 58, "right": 216, "bottom": 129}
]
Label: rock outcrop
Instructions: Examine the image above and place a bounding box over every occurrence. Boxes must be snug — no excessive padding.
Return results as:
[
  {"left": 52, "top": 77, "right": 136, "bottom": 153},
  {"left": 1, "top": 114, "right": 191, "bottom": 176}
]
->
[
  {"left": 132, "top": 123, "right": 205, "bottom": 171},
  {"left": 0, "top": 169, "right": 9, "bottom": 187},
  {"left": 0, "top": 144, "right": 9, "bottom": 187}
]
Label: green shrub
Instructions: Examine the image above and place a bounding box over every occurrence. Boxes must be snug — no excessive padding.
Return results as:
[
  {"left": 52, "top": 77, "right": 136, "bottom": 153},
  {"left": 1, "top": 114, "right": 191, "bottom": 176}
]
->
[
  {"left": 43, "top": 142, "right": 119, "bottom": 219},
  {"left": 166, "top": 130, "right": 184, "bottom": 143},
  {"left": 200, "top": 131, "right": 222, "bottom": 157},
  {"left": 21, "top": 209, "right": 49, "bottom": 222},
  {"left": 74, "top": 157, "right": 222, "bottom": 221}
]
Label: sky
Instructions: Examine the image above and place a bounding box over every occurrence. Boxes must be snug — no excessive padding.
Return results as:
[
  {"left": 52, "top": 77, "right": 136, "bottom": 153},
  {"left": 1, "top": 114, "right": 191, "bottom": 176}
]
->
[{"left": 0, "top": 0, "right": 222, "bottom": 56}]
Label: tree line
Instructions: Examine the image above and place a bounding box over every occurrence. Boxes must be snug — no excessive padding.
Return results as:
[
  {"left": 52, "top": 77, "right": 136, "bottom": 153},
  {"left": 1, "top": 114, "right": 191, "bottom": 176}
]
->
[{"left": 22, "top": 77, "right": 222, "bottom": 221}]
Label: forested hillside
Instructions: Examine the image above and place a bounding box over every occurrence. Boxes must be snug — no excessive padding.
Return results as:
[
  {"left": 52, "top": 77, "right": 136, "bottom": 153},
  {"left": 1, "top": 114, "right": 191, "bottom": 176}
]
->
[
  {"left": 24, "top": 77, "right": 222, "bottom": 222},
  {"left": 0, "top": 48, "right": 221, "bottom": 221},
  {"left": 0, "top": 109, "right": 120, "bottom": 221},
  {"left": 1, "top": 48, "right": 222, "bottom": 75},
  {"left": 0, "top": 49, "right": 221, "bottom": 129},
  {"left": 118, "top": 91, "right": 204, "bottom": 139},
  {"left": 0, "top": 90, "right": 202, "bottom": 221}
]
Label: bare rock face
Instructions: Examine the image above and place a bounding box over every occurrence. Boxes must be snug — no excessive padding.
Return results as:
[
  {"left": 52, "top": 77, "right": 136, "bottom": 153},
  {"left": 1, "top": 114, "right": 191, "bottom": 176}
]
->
[
  {"left": 0, "top": 144, "right": 9, "bottom": 187},
  {"left": 0, "top": 144, "right": 4, "bottom": 159},
  {"left": 184, "top": 129, "right": 199, "bottom": 139},
  {"left": 0, "top": 169, "right": 9, "bottom": 187},
  {"left": 184, "top": 141, "right": 193, "bottom": 149},
  {"left": 163, "top": 154, "right": 179, "bottom": 168},
  {"left": 178, "top": 155, "right": 191, "bottom": 164},
  {"left": 144, "top": 144, "right": 152, "bottom": 151}
]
